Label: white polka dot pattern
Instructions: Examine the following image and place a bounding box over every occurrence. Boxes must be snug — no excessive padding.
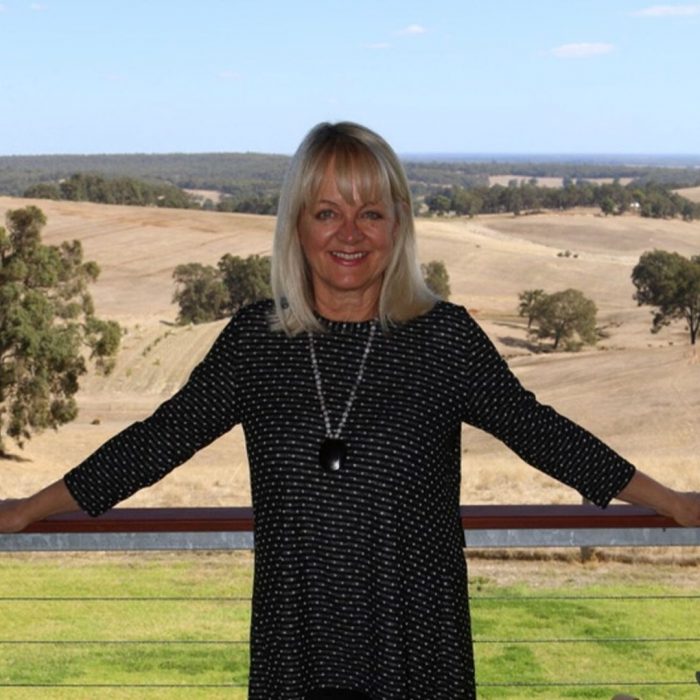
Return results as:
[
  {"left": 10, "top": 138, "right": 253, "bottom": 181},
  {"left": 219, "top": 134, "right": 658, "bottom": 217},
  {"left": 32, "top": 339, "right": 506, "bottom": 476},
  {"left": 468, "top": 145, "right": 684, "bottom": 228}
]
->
[{"left": 64, "top": 300, "right": 635, "bottom": 700}]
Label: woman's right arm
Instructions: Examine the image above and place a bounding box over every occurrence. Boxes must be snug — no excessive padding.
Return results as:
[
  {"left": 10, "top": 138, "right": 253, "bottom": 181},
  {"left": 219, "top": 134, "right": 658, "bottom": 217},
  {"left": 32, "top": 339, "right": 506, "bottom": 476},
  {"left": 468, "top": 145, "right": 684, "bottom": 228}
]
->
[
  {"left": 1, "top": 305, "right": 253, "bottom": 530},
  {"left": 0, "top": 479, "right": 79, "bottom": 533},
  {"left": 63, "top": 312, "right": 244, "bottom": 518}
]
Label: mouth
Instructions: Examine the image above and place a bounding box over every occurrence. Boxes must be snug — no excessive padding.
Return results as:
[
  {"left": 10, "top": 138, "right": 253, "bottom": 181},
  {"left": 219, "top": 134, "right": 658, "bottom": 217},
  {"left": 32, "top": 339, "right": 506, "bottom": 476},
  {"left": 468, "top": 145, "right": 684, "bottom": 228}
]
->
[{"left": 330, "top": 251, "right": 369, "bottom": 262}]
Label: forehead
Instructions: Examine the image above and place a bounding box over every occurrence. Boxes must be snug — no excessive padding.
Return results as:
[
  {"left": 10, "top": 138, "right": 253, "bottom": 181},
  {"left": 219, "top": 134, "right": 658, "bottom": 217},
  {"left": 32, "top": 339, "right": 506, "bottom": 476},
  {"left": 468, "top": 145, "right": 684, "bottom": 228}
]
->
[
  {"left": 313, "top": 171, "right": 373, "bottom": 204},
  {"left": 304, "top": 148, "right": 391, "bottom": 206}
]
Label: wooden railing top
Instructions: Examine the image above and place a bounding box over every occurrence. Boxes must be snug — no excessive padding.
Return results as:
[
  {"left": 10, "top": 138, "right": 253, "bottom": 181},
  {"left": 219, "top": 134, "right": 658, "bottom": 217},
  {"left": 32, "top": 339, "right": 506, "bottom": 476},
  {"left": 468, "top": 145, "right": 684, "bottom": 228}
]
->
[{"left": 22, "top": 504, "right": 677, "bottom": 534}]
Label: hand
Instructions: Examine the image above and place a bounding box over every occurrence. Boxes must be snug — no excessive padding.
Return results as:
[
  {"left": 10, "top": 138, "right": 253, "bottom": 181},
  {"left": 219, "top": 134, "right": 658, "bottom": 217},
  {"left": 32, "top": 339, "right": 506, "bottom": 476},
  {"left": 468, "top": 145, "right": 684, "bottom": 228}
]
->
[
  {"left": 0, "top": 480, "right": 79, "bottom": 533},
  {"left": 668, "top": 491, "right": 700, "bottom": 527},
  {"left": 617, "top": 472, "right": 700, "bottom": 527},
  {"left": 0, "top": 499, "right": 29, "bottom": 534}
]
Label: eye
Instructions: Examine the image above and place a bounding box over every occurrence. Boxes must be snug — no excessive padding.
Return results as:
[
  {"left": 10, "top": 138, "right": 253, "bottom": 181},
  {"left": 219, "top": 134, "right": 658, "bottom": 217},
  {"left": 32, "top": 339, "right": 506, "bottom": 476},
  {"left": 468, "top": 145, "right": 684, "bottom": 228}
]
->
[
  {"left": 314, "top": 209, "right": 335, "bottom": 221},
  {"left": 361, "top": 209, "right": 384, "bottom": 221}
]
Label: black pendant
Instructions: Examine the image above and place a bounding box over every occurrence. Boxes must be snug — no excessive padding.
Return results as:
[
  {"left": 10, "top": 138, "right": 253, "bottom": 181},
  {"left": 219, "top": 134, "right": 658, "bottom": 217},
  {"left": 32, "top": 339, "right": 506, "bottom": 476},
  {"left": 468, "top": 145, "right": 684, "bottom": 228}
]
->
[{"left": 319, "top": 438, "right": 347, "bottom": 472}]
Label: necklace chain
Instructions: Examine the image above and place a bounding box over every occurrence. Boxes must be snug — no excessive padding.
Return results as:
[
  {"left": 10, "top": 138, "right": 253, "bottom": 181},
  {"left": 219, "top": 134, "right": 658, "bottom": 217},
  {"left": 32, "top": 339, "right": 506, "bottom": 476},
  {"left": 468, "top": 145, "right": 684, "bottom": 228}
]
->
[{"left": 308, "top": 323, "right": 377, "bottom": 439}]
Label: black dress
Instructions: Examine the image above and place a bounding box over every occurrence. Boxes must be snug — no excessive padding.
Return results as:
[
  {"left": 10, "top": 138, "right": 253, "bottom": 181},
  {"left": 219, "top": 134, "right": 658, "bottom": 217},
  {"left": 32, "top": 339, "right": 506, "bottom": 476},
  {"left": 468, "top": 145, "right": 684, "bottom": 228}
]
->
[{"left": 64, "top": 300, "right": 635, "bottom": 699}]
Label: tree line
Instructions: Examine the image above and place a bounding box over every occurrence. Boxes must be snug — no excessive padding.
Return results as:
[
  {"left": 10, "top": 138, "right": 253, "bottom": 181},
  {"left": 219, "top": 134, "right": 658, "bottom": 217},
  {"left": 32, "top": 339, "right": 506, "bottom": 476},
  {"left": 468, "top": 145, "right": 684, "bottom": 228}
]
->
[
  {"left": 3, "top": 150, "right": 699, "bottom": 199},
  {"left": 406, "top": 155, "right": 700, "bottom": 184},
  {"left": 215, "top": 189, "right": 279, "bottom": 215},
  {"left": 25, "top": 171, "right": 700, "bottom": 222},
  {"left": 24, "top": 173, "right": 197, "bottom": 209},
  {"left": 5, "top": 152, "right": 698, "bottom": 195},
  {"left": 22, "top": 173, "right": 282, "bottom": 215},
  {"left": 424, "top": 179, "right": 700, "bottom": 221},
  {"left": 1, "top": 152, "right": 290, "bottom": 197}
]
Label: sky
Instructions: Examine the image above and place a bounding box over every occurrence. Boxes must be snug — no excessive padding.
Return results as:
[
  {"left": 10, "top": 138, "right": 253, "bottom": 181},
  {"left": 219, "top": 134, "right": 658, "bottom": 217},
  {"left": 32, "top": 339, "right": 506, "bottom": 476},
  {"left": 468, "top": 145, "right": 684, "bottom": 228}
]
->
[{"left": 1, "top": 0, "right": 699, "bottom": 156}]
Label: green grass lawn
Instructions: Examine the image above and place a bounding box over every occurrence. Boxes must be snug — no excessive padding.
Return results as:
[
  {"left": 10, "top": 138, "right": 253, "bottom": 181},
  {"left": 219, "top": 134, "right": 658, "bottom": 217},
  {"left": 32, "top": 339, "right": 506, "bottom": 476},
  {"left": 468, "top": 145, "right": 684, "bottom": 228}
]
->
[{"left": 0, "top": 551, "right": 698, "bottom": 699}]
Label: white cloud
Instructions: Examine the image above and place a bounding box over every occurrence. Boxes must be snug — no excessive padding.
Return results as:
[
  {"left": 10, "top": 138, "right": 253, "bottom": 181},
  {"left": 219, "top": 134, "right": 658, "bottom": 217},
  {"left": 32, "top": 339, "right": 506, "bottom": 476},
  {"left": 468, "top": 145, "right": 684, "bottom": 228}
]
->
[
  {"left": 365, "top": 42, "right": 392, "bottom": 50},
  {"left": 551, "top": 42, "right": 615, "bottom": 58},
  {"left": 632, "top": 4, "right": 700, "bottom": 16},
  {"left": 0, "top": 4, "right": 7, "bottom": 12},
  {"left": 398, "top": 24, "right": 426, "bottom": 35}
]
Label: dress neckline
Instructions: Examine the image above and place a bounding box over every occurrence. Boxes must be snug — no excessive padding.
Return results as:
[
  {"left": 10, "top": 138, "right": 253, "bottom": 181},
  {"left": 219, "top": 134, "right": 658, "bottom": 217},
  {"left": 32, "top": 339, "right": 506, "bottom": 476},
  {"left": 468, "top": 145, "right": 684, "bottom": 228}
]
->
[
  {"left": 312, "top": 300, "right": 447, "bottom": 335},
  {"left": 313, "top": 311, "right": 377, "bottom": 334}
]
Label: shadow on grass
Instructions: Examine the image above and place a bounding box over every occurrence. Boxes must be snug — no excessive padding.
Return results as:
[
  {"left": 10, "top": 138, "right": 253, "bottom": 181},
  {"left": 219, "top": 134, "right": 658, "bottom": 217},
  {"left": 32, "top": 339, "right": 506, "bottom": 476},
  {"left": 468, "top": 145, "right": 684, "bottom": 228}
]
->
[{"left": 0, "top": 450, "right": 32, "bottom": 463}]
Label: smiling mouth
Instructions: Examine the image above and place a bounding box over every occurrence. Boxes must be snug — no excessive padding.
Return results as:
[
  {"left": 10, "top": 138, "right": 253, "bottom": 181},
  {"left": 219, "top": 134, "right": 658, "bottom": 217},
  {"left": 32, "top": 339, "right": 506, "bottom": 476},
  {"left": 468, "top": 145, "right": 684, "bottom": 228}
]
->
[{"left": 331, "top": 251, "right": 368, "bottom": 261}]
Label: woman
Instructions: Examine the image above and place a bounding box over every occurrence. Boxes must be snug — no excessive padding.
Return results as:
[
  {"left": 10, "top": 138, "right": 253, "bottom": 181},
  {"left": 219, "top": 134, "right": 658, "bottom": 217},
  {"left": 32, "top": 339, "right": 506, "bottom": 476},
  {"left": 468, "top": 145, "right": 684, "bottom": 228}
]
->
[{"left": 1, "top": 122, "right": 699, "bottom": 700}]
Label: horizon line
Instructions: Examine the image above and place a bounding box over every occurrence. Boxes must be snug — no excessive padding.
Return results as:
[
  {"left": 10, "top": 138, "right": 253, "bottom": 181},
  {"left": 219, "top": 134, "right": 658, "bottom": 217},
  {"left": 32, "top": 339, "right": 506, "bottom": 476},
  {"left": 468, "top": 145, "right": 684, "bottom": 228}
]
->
[{"left": 1, "top": 150, "right": 700, "bottom": 164}]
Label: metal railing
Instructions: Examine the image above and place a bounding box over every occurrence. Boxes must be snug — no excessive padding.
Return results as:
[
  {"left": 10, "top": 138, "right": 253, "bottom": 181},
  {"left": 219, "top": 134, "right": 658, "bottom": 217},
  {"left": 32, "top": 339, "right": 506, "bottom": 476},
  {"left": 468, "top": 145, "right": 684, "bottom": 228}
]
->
[
  {"left": 3, "top": 503, "right": 697, "bottom": 552},
  {"left": 1, "top": 505, "right": 699, "bottom": 697}
]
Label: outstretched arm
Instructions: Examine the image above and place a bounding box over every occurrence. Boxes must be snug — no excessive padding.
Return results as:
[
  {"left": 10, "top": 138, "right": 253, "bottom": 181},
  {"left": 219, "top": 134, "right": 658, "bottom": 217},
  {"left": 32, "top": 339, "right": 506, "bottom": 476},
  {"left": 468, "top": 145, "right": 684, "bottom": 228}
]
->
[
  {"left": 452, "top": 306, "right": 698, "bottom": 522},
  {"left": 62, "top": 311, "right": 244, "bottom": 518},
  {"left": 617, "top": 470, "right": 700, "bottom": 527},
  {"left": 0, "top": 479, "right": 79, "bottom": 533},
  {"left": 1, "top": 307, "right": 250, "bottom": 531}
]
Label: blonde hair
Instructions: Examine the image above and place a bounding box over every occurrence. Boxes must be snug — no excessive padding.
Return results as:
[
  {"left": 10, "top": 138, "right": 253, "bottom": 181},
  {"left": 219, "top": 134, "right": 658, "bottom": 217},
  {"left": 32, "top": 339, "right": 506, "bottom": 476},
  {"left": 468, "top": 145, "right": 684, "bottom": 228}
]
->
[{"left": 271, "top": 121, "right": 436, "bottom": 335}]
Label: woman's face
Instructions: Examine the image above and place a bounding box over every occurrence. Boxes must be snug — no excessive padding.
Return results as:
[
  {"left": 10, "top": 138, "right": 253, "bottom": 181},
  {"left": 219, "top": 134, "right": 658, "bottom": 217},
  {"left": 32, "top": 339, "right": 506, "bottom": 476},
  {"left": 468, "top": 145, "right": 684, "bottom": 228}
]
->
[{"left": 297, "top": 166, "right": 397, "bottom": 316}]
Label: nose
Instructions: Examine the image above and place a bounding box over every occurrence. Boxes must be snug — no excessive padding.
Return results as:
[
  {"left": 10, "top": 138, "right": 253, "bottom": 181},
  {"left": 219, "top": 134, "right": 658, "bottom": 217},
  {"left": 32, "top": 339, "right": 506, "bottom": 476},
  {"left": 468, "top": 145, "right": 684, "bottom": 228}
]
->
[{"left": 336, "top": 216, "right": 364, "bottom": 244}]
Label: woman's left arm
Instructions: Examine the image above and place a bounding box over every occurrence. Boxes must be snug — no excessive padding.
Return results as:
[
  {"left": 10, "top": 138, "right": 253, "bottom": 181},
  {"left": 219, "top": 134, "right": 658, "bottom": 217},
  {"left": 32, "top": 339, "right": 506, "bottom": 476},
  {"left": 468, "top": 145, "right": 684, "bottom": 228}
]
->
[
  {"left": 451, "top": 306, "right": 698, "bottom": 517},
  {"left": 617, "top": 470, "right": 700, "bottom": 527}
]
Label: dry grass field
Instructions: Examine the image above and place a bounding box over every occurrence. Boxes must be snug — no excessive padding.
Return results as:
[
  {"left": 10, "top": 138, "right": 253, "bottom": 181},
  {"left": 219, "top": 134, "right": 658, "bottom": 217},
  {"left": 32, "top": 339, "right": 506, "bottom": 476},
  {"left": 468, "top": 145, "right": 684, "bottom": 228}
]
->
[
  {"left": 675, "top": 185, "right": 700, "bottom": 203},
  {"left": 1, "top": 196, "right": 699, "bottom": 518},
  {"left": 488, "top": 175, "right": 634, "bottom": 187},
  {"left": 184, "top": 188, "right": 224, "bottom": 204}
]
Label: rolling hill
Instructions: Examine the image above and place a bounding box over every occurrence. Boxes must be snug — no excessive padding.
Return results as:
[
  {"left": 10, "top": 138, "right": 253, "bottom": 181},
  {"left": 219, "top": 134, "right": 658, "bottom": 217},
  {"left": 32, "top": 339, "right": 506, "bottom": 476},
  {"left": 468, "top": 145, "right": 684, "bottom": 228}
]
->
[{"left": 1, "top": 196, "right": 698, "bottom": 508}]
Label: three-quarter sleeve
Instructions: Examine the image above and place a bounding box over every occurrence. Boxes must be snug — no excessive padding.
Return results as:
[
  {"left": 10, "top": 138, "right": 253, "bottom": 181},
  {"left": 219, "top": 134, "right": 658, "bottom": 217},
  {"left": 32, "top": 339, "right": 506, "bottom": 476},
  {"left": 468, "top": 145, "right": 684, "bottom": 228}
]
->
[
  {"left": 64, "top": 315, "right": 243, "bottom": 517},
  {"left": 455, "top": 307, "right": 635, "bottom": 507}
]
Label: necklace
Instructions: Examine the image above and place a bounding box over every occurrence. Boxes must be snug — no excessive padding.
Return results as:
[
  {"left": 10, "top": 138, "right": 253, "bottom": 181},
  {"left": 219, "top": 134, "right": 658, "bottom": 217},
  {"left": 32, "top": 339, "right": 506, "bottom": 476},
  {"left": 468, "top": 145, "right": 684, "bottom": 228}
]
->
[{"left": 308, "top": 322, "right": 377, "bottom": 472}]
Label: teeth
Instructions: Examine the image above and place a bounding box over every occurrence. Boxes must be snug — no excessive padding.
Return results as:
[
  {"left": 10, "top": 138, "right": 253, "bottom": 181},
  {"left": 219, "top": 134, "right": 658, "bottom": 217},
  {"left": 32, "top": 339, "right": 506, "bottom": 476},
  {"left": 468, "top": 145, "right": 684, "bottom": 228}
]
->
[{"left": 332, "top": 251, "right": 366, "bottom": 260}]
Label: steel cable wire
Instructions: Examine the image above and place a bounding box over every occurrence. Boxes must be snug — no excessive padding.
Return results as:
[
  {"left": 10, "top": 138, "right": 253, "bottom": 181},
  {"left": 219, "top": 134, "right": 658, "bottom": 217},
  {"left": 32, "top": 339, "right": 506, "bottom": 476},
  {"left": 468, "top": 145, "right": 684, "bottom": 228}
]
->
[{"left": 2, "top": 581, "right": 697, "bottom": 690}]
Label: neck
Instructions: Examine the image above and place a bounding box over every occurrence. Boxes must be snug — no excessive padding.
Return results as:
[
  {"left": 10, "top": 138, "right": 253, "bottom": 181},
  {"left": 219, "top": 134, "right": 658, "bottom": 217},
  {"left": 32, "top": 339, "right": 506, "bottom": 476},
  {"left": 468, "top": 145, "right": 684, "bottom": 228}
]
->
[{"left": 313, "top": 289, "right": 379, "bottom": 322}]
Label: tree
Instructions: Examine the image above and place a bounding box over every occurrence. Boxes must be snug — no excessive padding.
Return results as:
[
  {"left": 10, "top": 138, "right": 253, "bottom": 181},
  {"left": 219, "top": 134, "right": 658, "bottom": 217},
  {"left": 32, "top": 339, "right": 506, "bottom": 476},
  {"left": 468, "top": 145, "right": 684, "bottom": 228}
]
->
[
  {"left": 218, "top": 254, "right": 272, "bottom": 315},
  {"left": 631, "top": 249, "right": 700, "bottom": 345},
  {"left": 451, "top": 187, "right": 483, "bottom": 217},
  {"left": 425, "top": 193, "right": 451, "bottom": 215},
  {"left": 172, "top": 263, "right": 229, "bottom": 324},
  {"left": 217, "top": 194, "right": 278, "bottom": 215},
  {"left": 502, "top": 186, "right": 523, "bottom": 216},
  {"left": 529, "top": 289, "right": 598, "bottom": 351},
  {"left": 0, "top": 206, "right": 120, "bottom": 454},
  {"left": 681, "top": 201, "right": 695, "bottom": 222},
  {"left": 517, "top": 289, "right": 546, "bottom": 329},
  {"left": 600, "top": 197, "right": 615, "bottom": 216},
  {"left": 421, "top": 260, "right": 451, "bottom": 299},
  {"left": 172, "top": 254, "right": 272, "bottom": 324},
  {"left": 23, "top": 182, "right": 61, "bottom": 200}
]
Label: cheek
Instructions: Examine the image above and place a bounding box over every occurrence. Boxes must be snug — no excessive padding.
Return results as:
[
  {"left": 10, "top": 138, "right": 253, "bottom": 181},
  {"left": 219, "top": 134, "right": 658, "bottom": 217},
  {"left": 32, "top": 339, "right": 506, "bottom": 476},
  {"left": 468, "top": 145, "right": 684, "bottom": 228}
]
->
[
  {"left": 298, "top": 225, "right": 331, "bottom": 269},
  {"left": 299, "top": 217, "right": 335, "bottom": 248}
]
